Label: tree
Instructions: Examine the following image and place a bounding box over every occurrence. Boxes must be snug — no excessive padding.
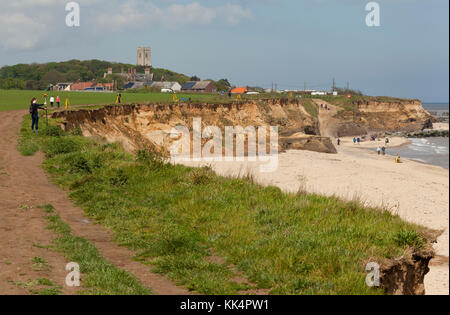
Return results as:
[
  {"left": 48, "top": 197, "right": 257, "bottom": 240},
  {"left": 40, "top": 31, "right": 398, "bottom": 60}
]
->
[
  {"left": 215, "top": 79, "right": 231, "bottom": 91},
  {"left": 41, "top": 69, "right": 67, "bottom": 85}
]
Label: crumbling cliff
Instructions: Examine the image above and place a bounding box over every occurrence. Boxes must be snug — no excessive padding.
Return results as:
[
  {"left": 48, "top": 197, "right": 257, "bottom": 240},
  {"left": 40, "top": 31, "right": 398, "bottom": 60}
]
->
[
  {"left": 52, "top": 97, "right": 434, "bottom": 155},
  {"left": 334, "top": 99, "right": 435, "bottom": 137},
  {"left": 52, "top": 99, "right": 335, "bottom": 155}
]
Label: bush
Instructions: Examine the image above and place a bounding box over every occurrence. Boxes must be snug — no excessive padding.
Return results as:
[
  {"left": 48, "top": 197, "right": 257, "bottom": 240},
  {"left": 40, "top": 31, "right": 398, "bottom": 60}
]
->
[
  {"left": 43, "top": 137, "right": 82, "bottom": 157},
  {"left": 69, "top": 155, "right": 92, "bottom": 174},
  {"left": 136, "top": 149, "right": 165, "bottom": 169},
  {"left": 191, "top": 167, "right": 215, "bottom": 185},
  {"left": 393, "top": 230, "right": 424, "bottom": 249},
  {"left": 109, "top": 169, "right": 129, "bottom": 186},
  {"left": 43, "top": 125, "right": 65, "bottom": 137},
  {"left": 18, "top": 138, "right": 39, "bottom": 156},
  {"left": 69, "top": 128, "right": 83, "bottom": 136}
]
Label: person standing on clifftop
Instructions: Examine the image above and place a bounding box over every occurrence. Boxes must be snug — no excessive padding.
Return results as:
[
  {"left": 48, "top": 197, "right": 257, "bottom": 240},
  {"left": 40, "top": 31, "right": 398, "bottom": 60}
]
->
[{"left": 29, "top": 98, "right": 46, "bottom": 133}]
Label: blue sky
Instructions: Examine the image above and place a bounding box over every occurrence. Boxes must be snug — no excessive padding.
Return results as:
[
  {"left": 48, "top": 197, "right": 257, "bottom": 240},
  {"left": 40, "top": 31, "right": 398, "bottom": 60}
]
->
[{"left": 0, "top": 0, "right": 448, "bottom": 102}]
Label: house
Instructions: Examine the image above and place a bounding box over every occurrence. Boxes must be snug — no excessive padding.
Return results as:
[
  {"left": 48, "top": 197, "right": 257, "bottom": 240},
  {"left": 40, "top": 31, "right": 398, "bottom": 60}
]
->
[
  {"left": 150, "top": 81, "right": 182, "bottom": 92},
  {"left": 231, "top": 87, "right": 248, "bottom": 94},
  {"left": 181, "top": 81, "right": 197, "bottom": 91},
  {"left": 122, "top": 82, "right": 146, "bottom": 90},
  {"left": 70, "top": 82, "right": 95, "bottom": 91},
  {"left": 181, "top": 80, "right": 216, "bottom": 93},
  {"left": 96, "top": 82, "right": 114, "bottom": 91},
  {"left": 50, "top": 83, "right": 72, "bottom": 91}
]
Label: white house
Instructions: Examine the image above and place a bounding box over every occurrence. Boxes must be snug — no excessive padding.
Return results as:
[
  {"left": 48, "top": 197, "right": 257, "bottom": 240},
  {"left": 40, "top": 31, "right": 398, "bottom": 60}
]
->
[{"left": 151, "top": 81, "right": 182, "bottom": 92}]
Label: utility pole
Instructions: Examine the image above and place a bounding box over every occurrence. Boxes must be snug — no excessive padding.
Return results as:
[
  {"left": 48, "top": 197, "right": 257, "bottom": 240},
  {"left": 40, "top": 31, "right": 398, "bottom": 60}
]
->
[
  {"left": 304, "top": 82, "right": 306, "bottom": 92},
  {"left": 332, "top": 78, "right": 336, "bottom": 92},
  {"left": 347, "top": 81, "right": 350, "bottom": 91}
]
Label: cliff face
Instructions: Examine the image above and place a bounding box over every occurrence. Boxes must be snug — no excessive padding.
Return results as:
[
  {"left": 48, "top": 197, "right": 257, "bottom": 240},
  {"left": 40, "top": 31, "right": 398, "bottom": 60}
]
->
[
  {"left": 335, "top": 99, "right": 435, "bottom": 136},
  {"left": 52, "top": 97, "right": 433, "bottom": 154},
  {"left": 52, "top": 99, "right": 334, "bottom": 155}
]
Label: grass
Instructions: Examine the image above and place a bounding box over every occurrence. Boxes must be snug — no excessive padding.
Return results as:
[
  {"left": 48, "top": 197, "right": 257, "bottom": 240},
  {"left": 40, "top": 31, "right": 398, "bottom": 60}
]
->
[
  {"left": 1, "top": 89, "right": 283, "bottom": 111},
  {"left": 302, "top": 99, "right": 319, "bottom": 118},
  {"left": 40, "top": 203, "right": 150, "bottom": 295},
  {"left": 19, "top": 114, "right": 428, "bottom": 295}
]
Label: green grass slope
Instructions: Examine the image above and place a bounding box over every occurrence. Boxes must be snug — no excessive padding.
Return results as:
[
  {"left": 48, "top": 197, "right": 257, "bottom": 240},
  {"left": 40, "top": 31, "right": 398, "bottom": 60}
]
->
[{"left": 17, "top": 114, "right": 428, "bottom": 295}]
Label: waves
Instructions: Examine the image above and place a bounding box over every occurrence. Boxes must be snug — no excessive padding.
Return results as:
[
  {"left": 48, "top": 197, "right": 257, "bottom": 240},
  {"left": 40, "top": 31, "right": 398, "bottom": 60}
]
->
[{"left": 390, "top": 137, "right": 449, "bottom": 169}]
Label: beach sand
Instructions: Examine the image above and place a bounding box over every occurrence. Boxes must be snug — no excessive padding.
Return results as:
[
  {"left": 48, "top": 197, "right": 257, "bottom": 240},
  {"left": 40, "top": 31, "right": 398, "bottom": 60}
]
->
[
  {"left": 180, "top": 140, "right": 449, "bottom": 295},
  {"left": 433, "top": 122, "right": 449, "bottom": 131}
]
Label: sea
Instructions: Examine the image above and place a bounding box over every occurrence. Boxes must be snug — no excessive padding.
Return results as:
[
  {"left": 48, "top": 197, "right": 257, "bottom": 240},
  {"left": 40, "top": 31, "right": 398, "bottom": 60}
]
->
[{"left": 387, "top": 103, "right": 449, "bottom": 169}]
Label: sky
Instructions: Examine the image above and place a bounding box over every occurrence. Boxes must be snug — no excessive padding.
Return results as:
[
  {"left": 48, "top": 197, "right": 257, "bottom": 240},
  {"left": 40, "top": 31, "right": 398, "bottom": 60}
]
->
[{"left": 0, "top": 0, "right": 448, "bottom": 102}]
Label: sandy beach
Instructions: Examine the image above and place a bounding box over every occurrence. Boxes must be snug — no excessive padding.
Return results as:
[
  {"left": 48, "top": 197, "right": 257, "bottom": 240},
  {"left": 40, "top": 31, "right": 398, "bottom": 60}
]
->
[
  {"left": 180, "top": 140, "right": 449, "bottom": 295},
  {"left": 433, "top": 122, "right": 449, "bottom": 131}
]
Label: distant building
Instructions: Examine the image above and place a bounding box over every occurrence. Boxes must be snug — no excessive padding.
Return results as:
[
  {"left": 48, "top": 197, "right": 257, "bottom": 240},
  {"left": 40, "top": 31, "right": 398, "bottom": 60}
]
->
[
  {"left": 70, "top": 82, "right": 95, "bottom": 91},
  {"left": 311, "top": 91, "right": 327, "bottom": 96},
  {"left": 52, "top": 81, "right": 113, "bottom": 92},
  {"left": 137, "top": 47, "right": 152, "bottom": 67},
  {"left": 50, "top": 83, "right": 72, "bottom": 91},
  {"left": 104, "top": 67, "right": 153, "bottom": 83},
  {"left": 151, "top": 81, "right": 182, "bottom": 92},
  {"left": 231, "top": 87, "right": 248, "bottom": 94},
  {"left": 181, "top": 80, "right": 216, "bottom": 93}
]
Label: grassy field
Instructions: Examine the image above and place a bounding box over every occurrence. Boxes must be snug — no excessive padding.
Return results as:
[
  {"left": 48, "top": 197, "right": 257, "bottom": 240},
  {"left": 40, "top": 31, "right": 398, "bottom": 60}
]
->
[
  {"left": 1, "top": 89, "right": 278, "bottom": 111},
  {"left": 17, "top": 114, "right": 428, "bottom": 295}
]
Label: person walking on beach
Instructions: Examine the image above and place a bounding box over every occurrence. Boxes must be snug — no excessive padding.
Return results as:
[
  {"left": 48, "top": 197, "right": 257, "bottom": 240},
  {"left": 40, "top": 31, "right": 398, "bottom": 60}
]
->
[
  {"left": 29, "top": 98, "right": 46, "bottom": 133},
  {"left": 337, "top": 138, "right": 341, "bottom": 146},
  {"left": 353, "top": 137, "right": 357, "bottom": 145},
  {"left": 377, "top": 146, "right": 381, "bottom": 155},
  {"left": 357, "top": 137, "right": 361, "bottom": 145},
  {"left": 56, "top": 96, "right": 61, "bottom": 108},
  {"left": 382, "top": 146, "right": 386, "bottom": 155}
]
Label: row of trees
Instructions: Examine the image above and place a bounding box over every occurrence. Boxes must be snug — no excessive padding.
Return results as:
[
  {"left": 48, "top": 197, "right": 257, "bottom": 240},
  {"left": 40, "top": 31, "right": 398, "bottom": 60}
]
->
[{"left": 0, "top": 60, "right": 204, "bottom": 90}]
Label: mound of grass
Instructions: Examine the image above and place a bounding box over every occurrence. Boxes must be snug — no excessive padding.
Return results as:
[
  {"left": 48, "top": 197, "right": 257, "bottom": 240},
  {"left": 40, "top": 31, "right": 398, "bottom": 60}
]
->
[{"left": 21, "top": 115, "right": 427, "bottom": 295}]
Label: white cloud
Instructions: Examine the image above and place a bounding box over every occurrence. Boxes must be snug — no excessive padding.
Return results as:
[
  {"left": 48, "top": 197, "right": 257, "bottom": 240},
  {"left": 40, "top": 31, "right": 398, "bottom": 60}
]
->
[
  {"left": 0, "top": 0, "right": 253, "bottom": 51},
  {"left": 95, "top": 1, "right": 253, "bottom": 30},
  {"left": 0, "top": 12, "right": 48, "bottom": 50}
]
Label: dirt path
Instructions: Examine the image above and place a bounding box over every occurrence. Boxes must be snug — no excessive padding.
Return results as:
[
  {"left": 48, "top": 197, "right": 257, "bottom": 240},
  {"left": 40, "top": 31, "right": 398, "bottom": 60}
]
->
[
  {"left": 0, "top": 110, "right": 189, "bottom": 295},
  {"left": 313, "top": 99, "right": 340, "bottom": 138}
]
